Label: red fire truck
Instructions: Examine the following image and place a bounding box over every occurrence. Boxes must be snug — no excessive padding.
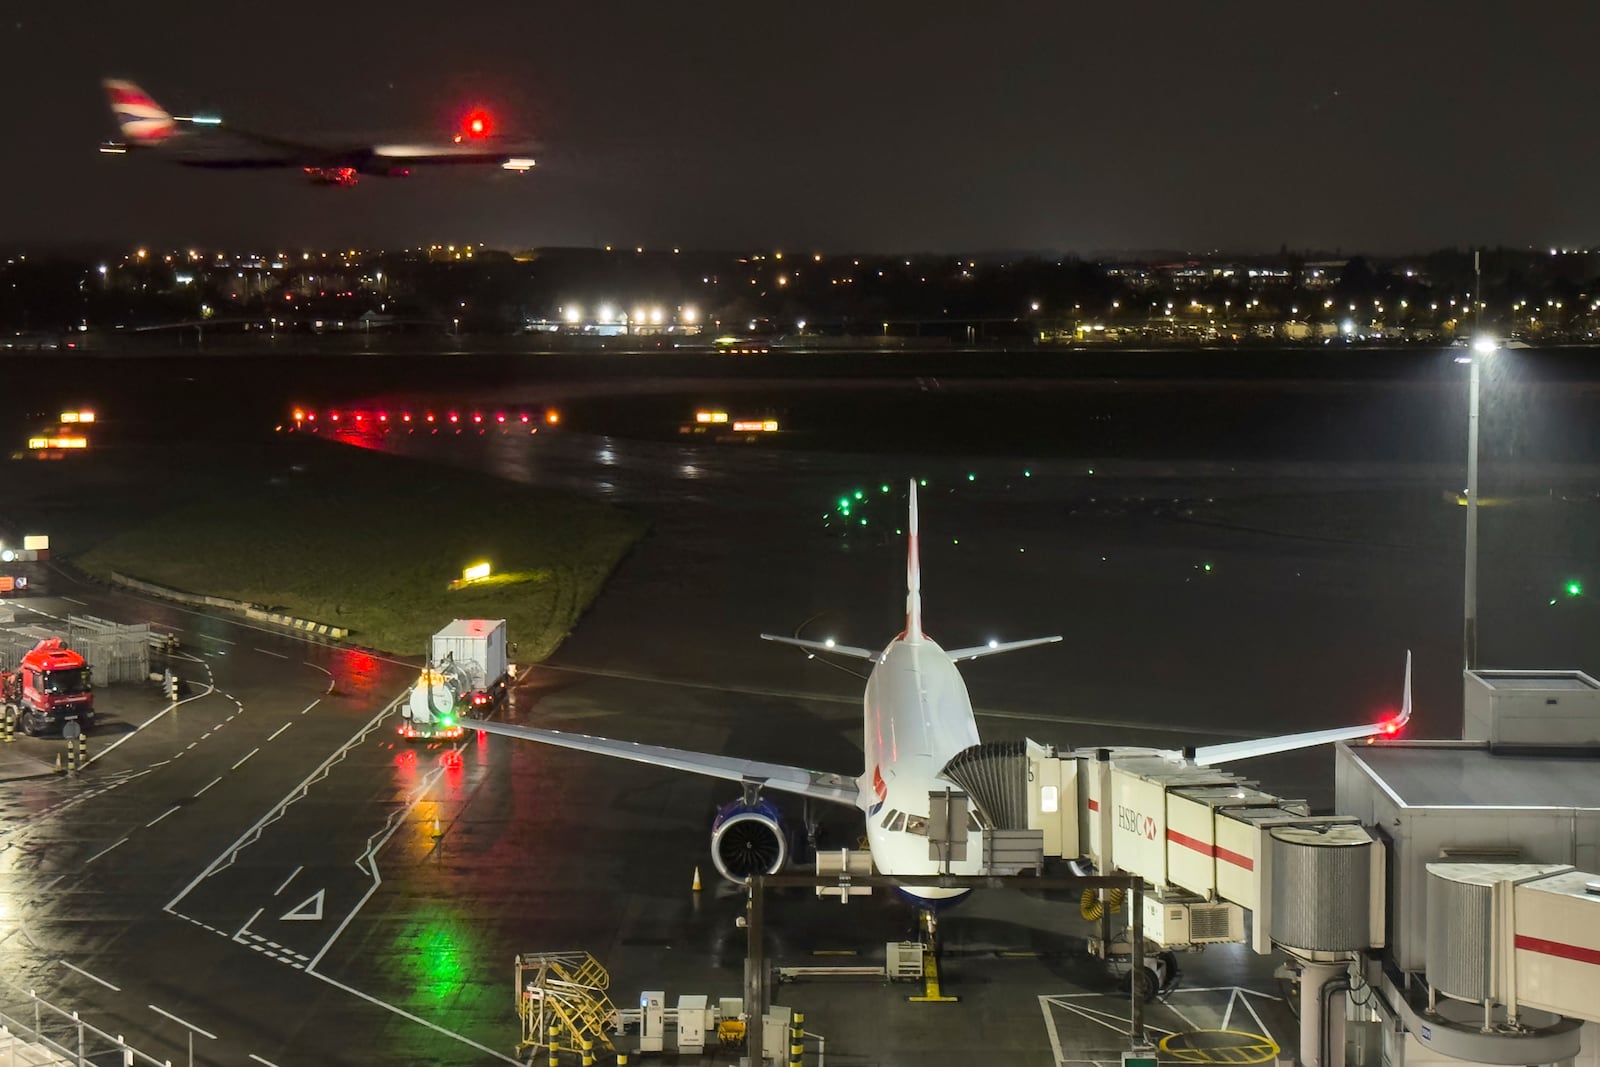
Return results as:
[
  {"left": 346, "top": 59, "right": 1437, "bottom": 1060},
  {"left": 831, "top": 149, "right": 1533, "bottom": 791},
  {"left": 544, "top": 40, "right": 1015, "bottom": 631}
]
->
[{"left": 4, "top": 637, "right": 95, "bottom": 736}]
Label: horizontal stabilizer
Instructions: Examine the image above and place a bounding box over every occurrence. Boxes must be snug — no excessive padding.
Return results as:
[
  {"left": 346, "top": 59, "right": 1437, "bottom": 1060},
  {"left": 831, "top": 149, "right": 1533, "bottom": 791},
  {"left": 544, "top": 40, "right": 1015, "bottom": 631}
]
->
[
  {"left": 760, "top": 633, "right": 880, "bottom": 661},
  {"left": 467, "top": 718, "right": 860, "bottom": 806},
  {"left": 1189, "top": 650, "right": 1414, "bottom": 765},
  {"left": 945, "top": 635, "right": 1063, "bottom": 662}
]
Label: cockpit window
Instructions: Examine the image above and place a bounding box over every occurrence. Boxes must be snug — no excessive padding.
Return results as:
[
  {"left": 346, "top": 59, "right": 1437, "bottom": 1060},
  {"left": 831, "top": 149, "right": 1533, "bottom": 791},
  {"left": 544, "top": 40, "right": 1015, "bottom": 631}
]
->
[
  {"left": 904, "top": 814, "right": 928, "bottom": 836},
  {"left": 890, "top": 812, "right": 907, "bottom": 832},
  {"left": 880, "top": 809, "right": 900, "bottom": 828}
]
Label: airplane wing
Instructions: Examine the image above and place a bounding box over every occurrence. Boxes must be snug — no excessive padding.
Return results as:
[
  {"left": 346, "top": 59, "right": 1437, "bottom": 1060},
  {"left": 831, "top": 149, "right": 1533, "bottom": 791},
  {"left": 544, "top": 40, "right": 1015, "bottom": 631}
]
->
[
  {"left": 945, "top": 636, "right": 1063, "bottom": 662},
  {"left": 1188, "top": 651, "right": 1413, "bottom": 765},
  {"left": 760, "top": 633, "right": 880, "bottom": 660},
  {"left": 467, "top": 718, "right": 861, "bottom": 806}
]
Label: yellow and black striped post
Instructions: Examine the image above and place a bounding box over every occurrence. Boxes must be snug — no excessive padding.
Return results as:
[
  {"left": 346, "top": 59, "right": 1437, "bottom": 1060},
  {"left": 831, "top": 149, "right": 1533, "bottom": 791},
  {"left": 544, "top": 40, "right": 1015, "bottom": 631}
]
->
[
  {"left": 547, "top": 1023, "right": 561, "bottom": 1067},
  {"left": 790, "top": 1010, "right": 805, "bottom": 1066},
  {"left": 580, "top": 1036, "right": 594, "bottom": 1066},
  {"left": 76, "top": 734, "right": 87, "bottom": 770},
  {"left": 1, "top": 707, "right": 12, "bottom": 743},
  {"left": 615, "top": 1053, "right": 628, "bottom": 1066}
]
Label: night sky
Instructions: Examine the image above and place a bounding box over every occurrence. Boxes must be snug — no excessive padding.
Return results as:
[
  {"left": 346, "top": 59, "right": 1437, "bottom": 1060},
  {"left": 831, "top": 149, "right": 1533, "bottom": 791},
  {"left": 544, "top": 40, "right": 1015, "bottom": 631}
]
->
[{"left": 5, "top": 2, "right": 1599, "bottom": 254}]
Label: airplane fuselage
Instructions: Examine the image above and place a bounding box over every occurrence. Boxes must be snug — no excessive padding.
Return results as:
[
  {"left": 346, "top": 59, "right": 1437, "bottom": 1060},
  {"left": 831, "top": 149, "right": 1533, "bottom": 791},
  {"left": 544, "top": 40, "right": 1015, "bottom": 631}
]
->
[{"left": 858, "top": 635, "right": 984, "bottom": 899}]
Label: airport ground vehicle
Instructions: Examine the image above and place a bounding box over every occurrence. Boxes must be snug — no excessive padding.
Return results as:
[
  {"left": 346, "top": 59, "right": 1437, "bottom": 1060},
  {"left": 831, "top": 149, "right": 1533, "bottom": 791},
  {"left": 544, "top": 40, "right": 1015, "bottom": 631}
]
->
[
  {"left": 399, "top": 619, "right": 511, "bottom": 739},
  {"left": 3, "top": 637, "right": 95, "bottom": 736}
]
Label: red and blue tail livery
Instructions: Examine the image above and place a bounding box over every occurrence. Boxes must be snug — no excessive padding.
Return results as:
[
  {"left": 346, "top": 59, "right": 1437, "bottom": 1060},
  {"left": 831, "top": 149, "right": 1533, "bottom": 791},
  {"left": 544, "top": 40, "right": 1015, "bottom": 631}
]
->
[{"left": 98, "top": 77, "right": 537, "bottom": 186}]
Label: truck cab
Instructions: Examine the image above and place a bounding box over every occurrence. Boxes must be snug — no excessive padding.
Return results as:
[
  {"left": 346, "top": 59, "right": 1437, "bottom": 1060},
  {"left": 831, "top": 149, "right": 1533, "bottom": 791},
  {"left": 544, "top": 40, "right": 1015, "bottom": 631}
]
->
[{"left": 7, "top": 637, "right": 95, "bottom": 736}]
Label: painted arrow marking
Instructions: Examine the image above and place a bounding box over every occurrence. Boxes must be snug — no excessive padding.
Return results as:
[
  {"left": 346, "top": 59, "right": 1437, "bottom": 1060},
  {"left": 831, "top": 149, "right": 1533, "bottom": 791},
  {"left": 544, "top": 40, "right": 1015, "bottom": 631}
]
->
[{"left": 280, "top": 889, "right": 325, "bottom": 921}]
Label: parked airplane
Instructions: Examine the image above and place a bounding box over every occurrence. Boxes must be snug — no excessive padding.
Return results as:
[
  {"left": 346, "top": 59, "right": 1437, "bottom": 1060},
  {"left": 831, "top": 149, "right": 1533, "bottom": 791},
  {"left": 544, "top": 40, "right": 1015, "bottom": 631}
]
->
[
  {"left": 468, "top": 480, "right": 1411, "bottom": 901},
  {"left": 99, "top": 79, "right": 537, "bottom": 186}
]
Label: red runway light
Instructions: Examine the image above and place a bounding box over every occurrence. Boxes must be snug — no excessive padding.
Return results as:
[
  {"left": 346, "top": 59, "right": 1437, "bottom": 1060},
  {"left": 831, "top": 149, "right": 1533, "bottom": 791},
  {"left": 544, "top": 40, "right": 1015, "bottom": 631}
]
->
[
  {"left": 472, "top": 412, "right": 483, "bottom": 424},
  {"left": 425, "top": 413, "right": 435, "bottom": 423},
  {"left": 496, "top": 412, "right": 506, "bottom": 423},
  {"left": 448, "top": 413, "right": 459, "bottom": 423},
  {"left": 401, "top": 413, "right": 411, "bottom": 422},
  {"left": 520, "top": 413, "right": 530, "bottom": 423}
]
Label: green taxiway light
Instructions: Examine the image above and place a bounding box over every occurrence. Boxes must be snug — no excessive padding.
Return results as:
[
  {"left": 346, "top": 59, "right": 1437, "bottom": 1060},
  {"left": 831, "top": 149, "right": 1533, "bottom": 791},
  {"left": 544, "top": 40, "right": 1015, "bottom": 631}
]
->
[
  {"left": 1566, "top": 580, "right": 1584, "bottom": 598},
  {"left": 1024, "top": 469, "right": 1032, "bottom": 477},
  {"left": 919, "top": 479, "right": 927, "bottom": 487},
  {"left": 860, "top": 518, "right": 868, "bottom": 526},
  {"left": 880, "top": 483, "right": 890, "bottom": 493},
  {"left": 967, "top": 472, "right": 976, "bottom": 481},
  {"left": 838, "top": 497, "right": 850, "bottom": 509},
  {"left": 854, "top": 490, "right": 864, "bottom": 500},
  {"left": 1203, "top": 563, "right": 1213, "bottom": 573}
]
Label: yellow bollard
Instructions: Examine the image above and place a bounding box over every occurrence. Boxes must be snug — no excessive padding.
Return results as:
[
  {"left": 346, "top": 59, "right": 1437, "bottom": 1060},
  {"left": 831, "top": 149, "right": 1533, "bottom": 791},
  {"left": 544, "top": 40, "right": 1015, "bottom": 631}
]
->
[
  {"left": 2, "top": 708, "right": 12, "bottom": 743},
  {"left": 616, "top": 1054, "right": 628, "bottom": 1066},
  {"left": 77, "top": 735, "right": 87, "bottom": 769},
  {"left": 581, "top": 1036, "right": 594, "bottom": 1066}
]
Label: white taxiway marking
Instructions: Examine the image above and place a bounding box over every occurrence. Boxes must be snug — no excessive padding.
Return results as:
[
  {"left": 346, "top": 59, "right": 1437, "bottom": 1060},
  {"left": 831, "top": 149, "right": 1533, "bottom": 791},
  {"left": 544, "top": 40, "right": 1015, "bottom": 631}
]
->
[
  {"left": 148, "top": 1004, "right": 217, "bottom": 1040},
  {"left": 59, "top": 596, "right": 87, "bottom": 606},
  {"left": 145, "top": 805, "right": 182, "bottom": 828},
  {"left": 249, "top": 1055, "right": 282, "bottom": 1067},
  {"left": 255, "top": 647, "right": 288, "bottom": 659},
  {"left": 84, "top": 836, "right": 129, "bottom": 865},
  {"left": 59, "top": 960, "right": 120, "bottom": 991},
  {"left": 195, "top": 775, "right": 223, "bottom": 796},
  {"left": 197, "top": 633, "right": 236, "bottom": 645},
  {"left": 85, "top": 675, "right": 219, "bottom": 766},
  {"left": 231, "top": 747, "right": 259, "bottom": 770},
  {"left": 307, "top": 971, "right": 521, "bottom": 1065},
  {"left": 268, "top": 721, "right": 293, "bottom": 741},
  {"left": 273, "top": 865, "right": 303, "bottom": 897},
  {"left": 236, "top": 907, "right": 264, "bottom": 939},
  {"left": 300, "top": 698, "right": 320, "bottom": 715}
]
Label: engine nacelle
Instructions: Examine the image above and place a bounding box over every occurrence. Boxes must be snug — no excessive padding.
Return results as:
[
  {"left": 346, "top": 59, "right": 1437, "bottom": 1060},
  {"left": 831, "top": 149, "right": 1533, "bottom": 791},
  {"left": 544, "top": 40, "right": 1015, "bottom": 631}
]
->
[{"left": 710, "top": 797, "right": 787, "bottom": 884}]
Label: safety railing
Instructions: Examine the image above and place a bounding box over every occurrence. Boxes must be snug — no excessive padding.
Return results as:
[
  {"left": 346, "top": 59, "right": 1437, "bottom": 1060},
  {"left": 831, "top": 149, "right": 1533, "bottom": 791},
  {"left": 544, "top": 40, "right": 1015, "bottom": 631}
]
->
[{"left": 0, "top": 986, "right": 175, "bottom": 1066}]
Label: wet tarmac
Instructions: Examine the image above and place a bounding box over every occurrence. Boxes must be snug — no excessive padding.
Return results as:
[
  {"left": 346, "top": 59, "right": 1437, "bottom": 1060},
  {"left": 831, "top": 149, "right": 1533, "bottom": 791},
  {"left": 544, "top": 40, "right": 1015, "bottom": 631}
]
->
[{"left": 2, "top": 349, "right": 1599, "bottom": 1065}]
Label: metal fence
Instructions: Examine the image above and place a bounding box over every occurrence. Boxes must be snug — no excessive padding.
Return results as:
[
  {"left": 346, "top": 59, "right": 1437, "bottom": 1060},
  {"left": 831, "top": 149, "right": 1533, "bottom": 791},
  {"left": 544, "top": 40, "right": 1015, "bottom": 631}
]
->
[
  {"left": 0, "top": 986, "right": 176, "bottom": 1066},
  {"left": 65, "top": 616, "right": 151, "bottom": 686}
]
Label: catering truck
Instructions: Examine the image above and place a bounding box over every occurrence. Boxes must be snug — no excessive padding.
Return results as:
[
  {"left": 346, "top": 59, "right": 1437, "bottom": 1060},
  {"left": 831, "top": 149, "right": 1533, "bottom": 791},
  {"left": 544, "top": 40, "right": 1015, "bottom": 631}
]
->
[
  {"left": 3, "top": 636, "right": 95, "bottom": 735},
  {"left": 399, "top": 619, "right": 511, "bottom": 739}
]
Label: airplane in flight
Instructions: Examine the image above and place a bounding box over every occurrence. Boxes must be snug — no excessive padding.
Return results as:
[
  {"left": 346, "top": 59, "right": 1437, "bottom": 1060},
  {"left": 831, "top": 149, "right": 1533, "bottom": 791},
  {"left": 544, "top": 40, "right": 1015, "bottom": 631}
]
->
[
  {"left": 468, "top": 480, "right": 1411, "bottom": 902},
  {"left": 99, "top": 79, "right": 537, "bottom": 186}
]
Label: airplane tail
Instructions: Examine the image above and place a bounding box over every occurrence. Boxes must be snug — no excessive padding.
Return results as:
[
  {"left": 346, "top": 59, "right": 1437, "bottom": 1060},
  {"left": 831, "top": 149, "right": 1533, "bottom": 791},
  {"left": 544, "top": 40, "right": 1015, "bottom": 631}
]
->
[
  {"left": 906, "top": 479, "right": 923, "bottom": 642},
  {"left": 103, "top": 79, "right": 177, "bottom": 144}
]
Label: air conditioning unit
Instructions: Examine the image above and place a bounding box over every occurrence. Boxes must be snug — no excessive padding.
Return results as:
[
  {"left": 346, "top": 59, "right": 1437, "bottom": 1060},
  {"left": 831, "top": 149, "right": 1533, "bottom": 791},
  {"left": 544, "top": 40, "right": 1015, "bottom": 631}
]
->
[{"left": 1142, "top": 895, "right": 1245, "bottom": 947}]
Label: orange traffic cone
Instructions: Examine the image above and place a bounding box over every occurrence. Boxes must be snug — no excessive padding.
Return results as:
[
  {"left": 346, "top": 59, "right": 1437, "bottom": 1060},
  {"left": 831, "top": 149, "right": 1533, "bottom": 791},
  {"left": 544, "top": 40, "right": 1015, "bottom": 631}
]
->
[{"left": 692, "top": 866, "right": 702, "bottom": 892}]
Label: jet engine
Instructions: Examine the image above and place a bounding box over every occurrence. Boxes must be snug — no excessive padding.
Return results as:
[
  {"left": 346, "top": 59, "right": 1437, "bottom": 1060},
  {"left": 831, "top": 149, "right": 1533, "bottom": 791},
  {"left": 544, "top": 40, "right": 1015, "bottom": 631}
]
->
[{"left": 710, "top": 797, "right": 788, "bottom": 884}]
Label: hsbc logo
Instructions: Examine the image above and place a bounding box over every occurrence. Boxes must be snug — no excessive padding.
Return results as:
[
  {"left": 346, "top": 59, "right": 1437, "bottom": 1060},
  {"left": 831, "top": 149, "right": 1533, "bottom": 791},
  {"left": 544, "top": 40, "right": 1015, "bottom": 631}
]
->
[{"left": 1117, "top": 805, "right": 1158, "bottom": 841}]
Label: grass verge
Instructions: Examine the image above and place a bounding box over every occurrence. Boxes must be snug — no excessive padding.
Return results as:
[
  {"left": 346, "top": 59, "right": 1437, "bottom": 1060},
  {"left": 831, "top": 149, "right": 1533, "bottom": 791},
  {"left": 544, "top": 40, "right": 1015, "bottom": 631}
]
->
[{"left": 71, "top": 439, "right": 648, "bottom": 658}]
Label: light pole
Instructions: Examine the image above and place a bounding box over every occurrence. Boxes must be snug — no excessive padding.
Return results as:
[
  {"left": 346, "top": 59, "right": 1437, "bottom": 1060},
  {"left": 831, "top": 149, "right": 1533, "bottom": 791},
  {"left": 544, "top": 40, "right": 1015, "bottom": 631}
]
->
[{"left": 1463, "top": 333, "right": 1497, "bottom": 670}]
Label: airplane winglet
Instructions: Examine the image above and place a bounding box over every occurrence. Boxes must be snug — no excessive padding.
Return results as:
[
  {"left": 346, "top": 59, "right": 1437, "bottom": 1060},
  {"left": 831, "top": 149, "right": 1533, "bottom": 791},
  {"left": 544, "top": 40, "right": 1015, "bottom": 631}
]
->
[
  {"left": 906, "top": 478, "right": 923, "bottom": 642},
  {"left": 1187, "top": 649, "right": 1416, "bottom": 765}
]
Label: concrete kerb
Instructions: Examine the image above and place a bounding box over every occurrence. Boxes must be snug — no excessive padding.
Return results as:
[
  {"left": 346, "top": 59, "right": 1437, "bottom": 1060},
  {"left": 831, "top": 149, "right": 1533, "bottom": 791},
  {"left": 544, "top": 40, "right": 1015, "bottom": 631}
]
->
[{"left": 105, "top": 572, "right": 351, "bottom": 640}]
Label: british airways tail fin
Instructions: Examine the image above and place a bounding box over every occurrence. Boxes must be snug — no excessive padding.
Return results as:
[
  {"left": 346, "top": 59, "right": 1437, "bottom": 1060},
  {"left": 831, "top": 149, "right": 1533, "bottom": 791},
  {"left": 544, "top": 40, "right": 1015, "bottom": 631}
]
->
[
  {"left": 906, "top": 478, "right": 923, "bottom": 642},
  {"left": 103, "top": 79, "right": 176, "bottom": 144}
]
